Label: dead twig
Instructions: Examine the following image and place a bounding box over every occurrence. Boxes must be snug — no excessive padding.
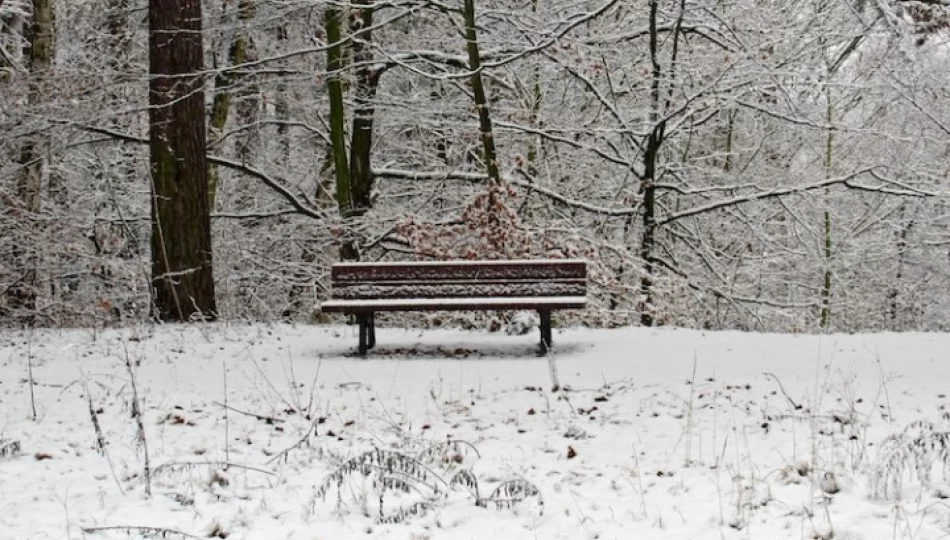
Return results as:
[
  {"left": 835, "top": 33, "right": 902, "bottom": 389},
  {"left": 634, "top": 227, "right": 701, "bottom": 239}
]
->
[
  {"left": 152, "top": 460, "right": 275, "bottom": 478},
  {"left": 763, "top": 371, "right": 802, "bottom": 410},
  {"left": 82, "top": 525, "right": 202, "bottom": 539}
]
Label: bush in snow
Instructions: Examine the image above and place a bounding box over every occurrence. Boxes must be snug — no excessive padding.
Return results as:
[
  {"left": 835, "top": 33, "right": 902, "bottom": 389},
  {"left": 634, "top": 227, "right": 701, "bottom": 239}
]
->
[{"left": 396, "top": 183, "right": 632, "bottom": 327}]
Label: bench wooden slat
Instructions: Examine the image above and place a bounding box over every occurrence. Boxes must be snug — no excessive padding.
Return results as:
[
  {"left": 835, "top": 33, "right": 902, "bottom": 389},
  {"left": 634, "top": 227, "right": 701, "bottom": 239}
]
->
[
  {"left": 332, "top": 259, "right": 586, "bottom": 282},
  {"left": 321, "top": 296, "right": 588, "bottom": 314},
  {"left": 332, "top": 280, "right": 586, "bottom": 300}
]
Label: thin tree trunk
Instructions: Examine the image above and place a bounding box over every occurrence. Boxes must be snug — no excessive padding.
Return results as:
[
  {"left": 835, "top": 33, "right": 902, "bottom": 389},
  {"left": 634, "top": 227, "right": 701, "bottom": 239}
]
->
[
  {"left": 888, "top": 205, "right": 912, "bottom": 326},
  {"left": 525, "top": 0, "right": 541, "bottom": 179},
  {"left": 348, "top": 0, "right": 378, "bottom": 217},
  {"left": 638, "top": 0, "right": 685, "bottom": 327},
  {"left": 639, "top": 159, "right": 657, "bottom": 326},
  {"left": 208, "top": 0, "right": 254, "bottom": 210},
  {"left": 105, "top": 0, "right": 138, "bottom": 218},
  {"left": 639, "top": 0, "right": 663, "bottom": 327},
  {"left": 104, "top": 0, "right": 138, "bottom": 231},
  {"left": 0, "top": 0, "right": 21, "bottom": 82},
  {"left": 325, "top": 6, "right": 350, "bottom": 213},
  {"left": 462, "top": 0, "right": 506, "bottom": 251},
  {"left": 518, "top": 0, "right": 542, "bottom": 221},
  {"left": 148, "top": 0, "right": 217, "bottom": 321},
  {"left": 463, "top": 0, "right": 500, "bottom": 188},
  {"left": 280, "top": 22, "right": 314, "bottom": 319},
  {"left": 17, "top": 0, "right": 51, "bottom": 213},
  {"left": 820, "top": 85, "right": 833, "bottom": 329},
  {"left": 723, "top": 109, "right": 735, "bottom": 172},
  {"left": 274, "top": 25, "right": 291, "bottom": 162},
  {"left": 5, "top": 0, "right": 53, "bottom": 320},
  {"left": 324, "top": 6, "right": 358, "bottom": 261}
]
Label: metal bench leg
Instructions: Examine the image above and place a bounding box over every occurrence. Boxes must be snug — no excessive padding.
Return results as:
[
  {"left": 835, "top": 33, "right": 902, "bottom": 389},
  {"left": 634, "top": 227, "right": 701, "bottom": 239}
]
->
[
  {"left": 539, "top": 310, "right": 552, "bottom": 354},
  {"left": 367, "top": 312, "right": 376, "bottom": 350},
  {"left": 357, "top": 314, "right": 368, "bottom": 356}
]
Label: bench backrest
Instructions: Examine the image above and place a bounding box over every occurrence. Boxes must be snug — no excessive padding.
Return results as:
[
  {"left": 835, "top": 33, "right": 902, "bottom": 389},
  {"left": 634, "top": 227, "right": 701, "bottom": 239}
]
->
[{"left": 330, "top": 259, "right": 587, "bottom": 300}]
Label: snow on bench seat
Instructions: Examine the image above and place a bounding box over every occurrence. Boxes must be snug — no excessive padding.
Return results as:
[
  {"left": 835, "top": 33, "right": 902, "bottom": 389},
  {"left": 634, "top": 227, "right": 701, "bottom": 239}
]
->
[
  {"left": 330, "top": 259, "right": 587, "bottom": 282},
  {"left": 320, "top": 295, "right": 588, "bottom": 313},
  {"left": 331, "top": 280, "right": 587, "bottom": 300}
]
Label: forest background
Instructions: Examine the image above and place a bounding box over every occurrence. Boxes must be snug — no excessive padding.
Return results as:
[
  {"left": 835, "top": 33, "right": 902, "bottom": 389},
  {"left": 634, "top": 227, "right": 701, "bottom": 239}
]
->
[{"left": 2, "top": 0, "right": 950, "bottom": 332}]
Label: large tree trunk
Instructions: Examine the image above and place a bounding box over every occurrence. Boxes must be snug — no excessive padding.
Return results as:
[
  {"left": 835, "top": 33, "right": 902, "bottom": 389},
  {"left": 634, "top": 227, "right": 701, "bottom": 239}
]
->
[{"left": 148, "top": 0, "right": 217, "bottom": 321}]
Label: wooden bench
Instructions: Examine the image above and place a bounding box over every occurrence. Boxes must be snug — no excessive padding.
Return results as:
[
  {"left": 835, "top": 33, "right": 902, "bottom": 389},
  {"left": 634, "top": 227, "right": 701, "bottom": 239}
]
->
[{"left": 320, "top": 259, "right": 587, "bottom": 355}]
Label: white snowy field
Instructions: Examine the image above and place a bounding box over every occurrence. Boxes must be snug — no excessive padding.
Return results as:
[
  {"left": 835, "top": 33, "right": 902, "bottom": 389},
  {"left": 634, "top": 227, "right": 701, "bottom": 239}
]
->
[{"left": 2, "top": 324, "right": 950, "bottom": 540}]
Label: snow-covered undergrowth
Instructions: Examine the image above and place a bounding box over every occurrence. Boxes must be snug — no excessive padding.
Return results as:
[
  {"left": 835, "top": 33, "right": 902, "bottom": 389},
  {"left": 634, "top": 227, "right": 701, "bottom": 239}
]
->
[{"left": 3, "top": 324, "right": 950, "bottom": 539}]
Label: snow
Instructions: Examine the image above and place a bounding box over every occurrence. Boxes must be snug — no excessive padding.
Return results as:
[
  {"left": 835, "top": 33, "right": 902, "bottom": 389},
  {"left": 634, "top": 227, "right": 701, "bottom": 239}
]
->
[
  {"left": 3, "top": 325, "right": 950, "bottom": 539},
  {"left": 331, "top": 260, "right": 587, "bottom": 283},
  {"left": 332, "top": 259, "right": 588, "bottom": 268},
  {"left": 331, "top": 282, "right": 587, "bottom": 300},
  {"left": 320, "top": 296, "right": 588, "bottom": 311}
]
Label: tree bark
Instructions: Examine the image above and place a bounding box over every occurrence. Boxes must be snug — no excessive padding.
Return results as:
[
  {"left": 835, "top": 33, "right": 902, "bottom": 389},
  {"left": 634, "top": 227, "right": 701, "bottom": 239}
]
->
[
  {"left": 325, "top": 6, "right": 350, "bottom": 212},
  {"left": 18, "top": 0, "right": 52, "bottom": 213},
  {"left": 638, "top": 0, "right": 686, "bottom": 327},
  {"left": 462, "top": 0, "right": 506, "bottom": 243},
  {"left": 0, "top": 0, "right": 21, "bottom": 82},
  {"left": 463, "top": 0, "right": 500, "bottom": 187},
  {"left": 639, "top": 0, "right": 663, "bottom": 327},
  {"left": 5, "top": 0, "right": 53, "bottom": 320},
  {"left": 888, "top": 205, "right": 912, "bottom": 326},
  {"left": 148, "top": 0, "right": 217, "bottom": 321},
  {"left": 820, "top": 76, "right": 833, "bottom": 329},
  {"left": 348, "top": 0, "right": 378, "bottom": 217},
  {"left": 208, "top": 0, "right": 254, "bottom": 210},
  {"left": 324, "top": 6, "right": 358, "bottom": 261}
]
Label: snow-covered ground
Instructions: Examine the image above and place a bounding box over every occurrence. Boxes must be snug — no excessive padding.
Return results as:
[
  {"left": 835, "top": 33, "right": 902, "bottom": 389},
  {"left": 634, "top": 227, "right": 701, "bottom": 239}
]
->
[{"left": 3, "top": 323, "right": 950, "bottom": 539}]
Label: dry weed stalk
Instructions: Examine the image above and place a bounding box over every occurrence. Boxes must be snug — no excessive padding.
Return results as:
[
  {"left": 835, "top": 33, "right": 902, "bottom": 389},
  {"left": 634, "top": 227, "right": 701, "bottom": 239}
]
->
[
  {"left": 314, "top": 441, "right": 541, "bottom": 524},
  {"left": 82, "top": 525, "right": 202, "bottom": 539},
  {"left": 152, "top": 460, "right": 275, "bottom": 480},
  {"left": 0, "top": 438, "right": 21, "bottom": 458},
  {"left": 122, "top": 343, "right": 150, "bottom": 496},
  {"left": 871, "top": 419, "right": 950, "bottom": 499}
]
